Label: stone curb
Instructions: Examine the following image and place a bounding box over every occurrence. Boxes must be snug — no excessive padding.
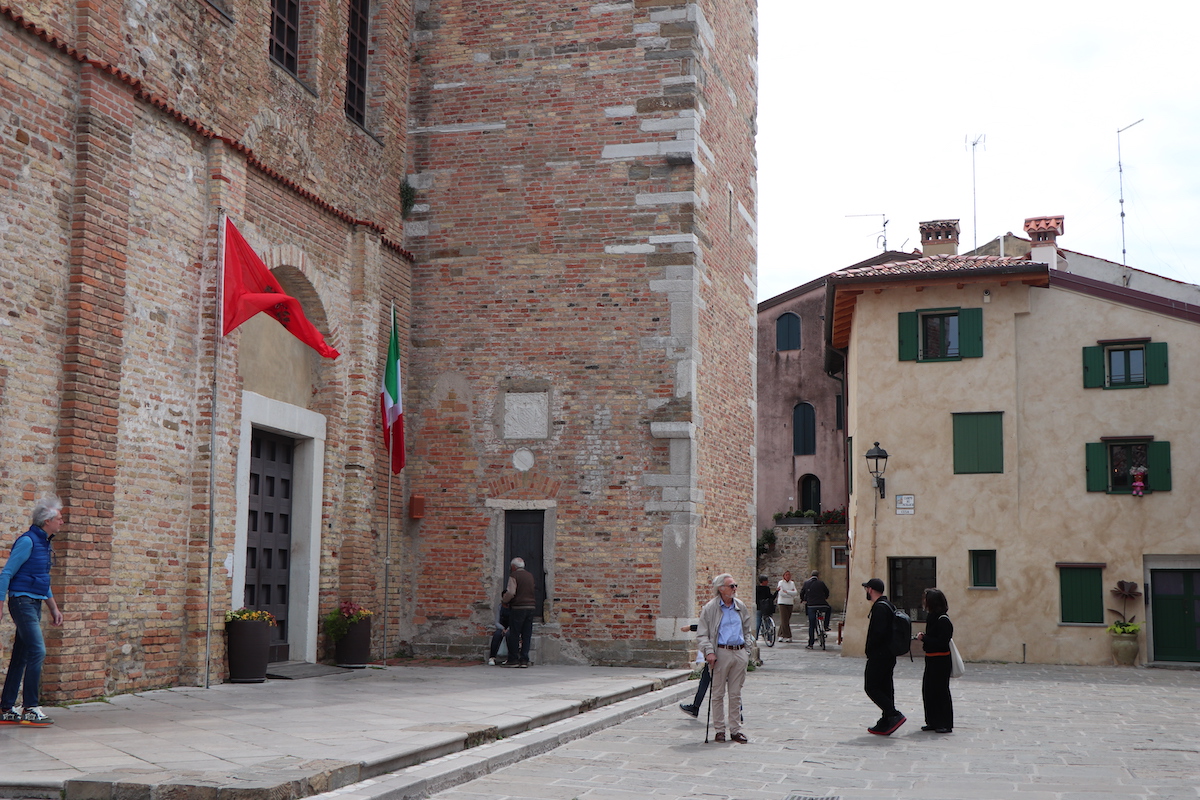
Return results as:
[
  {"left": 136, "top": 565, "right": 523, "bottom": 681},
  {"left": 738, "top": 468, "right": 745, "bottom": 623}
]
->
[
  {"left": 317, "top": 682, "right": 698, "bottom": 800},
  {"left": 9, "top": 671, "right": 694, "bottom": 800}
]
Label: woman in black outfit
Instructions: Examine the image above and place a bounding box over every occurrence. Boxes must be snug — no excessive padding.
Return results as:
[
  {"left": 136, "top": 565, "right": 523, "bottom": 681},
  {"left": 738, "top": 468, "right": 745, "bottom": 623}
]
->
[{"left": 915, "top": 587, "right": 954, "bottom": 733}]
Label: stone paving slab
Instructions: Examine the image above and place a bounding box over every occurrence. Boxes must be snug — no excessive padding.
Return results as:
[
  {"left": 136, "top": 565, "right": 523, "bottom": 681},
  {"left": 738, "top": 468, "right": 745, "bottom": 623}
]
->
[
  {"left": 0, "top": 664, "right": 691, "bottom": 800},
  {"left": 344, "top": 642, "right": 1200, "bottom": 800}
]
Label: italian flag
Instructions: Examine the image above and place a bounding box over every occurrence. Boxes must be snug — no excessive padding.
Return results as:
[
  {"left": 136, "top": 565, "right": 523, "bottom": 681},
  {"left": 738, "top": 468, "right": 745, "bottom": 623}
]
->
[{"left": 380, "top": 306, "right": 405, "bottom": 473}]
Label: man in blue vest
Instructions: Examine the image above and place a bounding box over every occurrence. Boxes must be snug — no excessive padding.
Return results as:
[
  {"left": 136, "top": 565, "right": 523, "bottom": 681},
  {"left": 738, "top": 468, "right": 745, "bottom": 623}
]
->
[{"left": 0, "top": 496, "right": 65, "bottom": 727}]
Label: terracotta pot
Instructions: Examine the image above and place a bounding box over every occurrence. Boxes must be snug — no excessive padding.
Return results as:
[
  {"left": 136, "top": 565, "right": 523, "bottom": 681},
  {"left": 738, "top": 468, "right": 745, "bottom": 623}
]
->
[
  {"left": 335, "top": 617, "right": 372, "bottom": 668},
  {"left": 1110, "top": 632, "right": 1139, "bottom": 666},
  {"left": 226, "top": 620, "right": 272, "bottom": 683}
]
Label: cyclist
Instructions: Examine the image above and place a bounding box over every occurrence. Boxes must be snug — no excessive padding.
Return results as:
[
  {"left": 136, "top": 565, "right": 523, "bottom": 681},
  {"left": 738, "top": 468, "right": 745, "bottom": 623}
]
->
[{"left": 801, "top": 570, "right": 831, "bottom": 650}]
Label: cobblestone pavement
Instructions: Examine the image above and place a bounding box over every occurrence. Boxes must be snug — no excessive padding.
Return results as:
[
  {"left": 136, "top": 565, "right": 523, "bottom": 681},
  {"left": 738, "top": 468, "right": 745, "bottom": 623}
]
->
[{"left": 417, "top": 641, "right": 1200, "bottom": 800}]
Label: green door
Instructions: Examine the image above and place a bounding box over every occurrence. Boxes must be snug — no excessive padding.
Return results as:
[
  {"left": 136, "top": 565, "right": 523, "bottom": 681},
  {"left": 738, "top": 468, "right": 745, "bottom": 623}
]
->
[{"left": 1150, "top": 570, "right": 1200, "bottom": 662}]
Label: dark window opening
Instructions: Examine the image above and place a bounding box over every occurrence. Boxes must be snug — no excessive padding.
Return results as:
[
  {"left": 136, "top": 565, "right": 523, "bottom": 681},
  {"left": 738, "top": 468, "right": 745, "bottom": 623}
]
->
[{"left": 345, "top": 0, "right": 370, "bottom": 124}]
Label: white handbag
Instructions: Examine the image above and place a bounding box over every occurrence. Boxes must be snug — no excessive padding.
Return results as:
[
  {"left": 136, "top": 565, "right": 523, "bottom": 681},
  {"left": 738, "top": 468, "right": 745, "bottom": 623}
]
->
[{"left": 949, "top": 639, "right": 965, "bottom": 679}]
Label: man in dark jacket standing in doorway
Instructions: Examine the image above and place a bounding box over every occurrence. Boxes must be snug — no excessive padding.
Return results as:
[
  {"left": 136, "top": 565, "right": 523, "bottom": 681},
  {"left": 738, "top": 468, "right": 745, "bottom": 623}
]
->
[
  {"left": 502, "top": 557, "right": 536, "bottom": 667},
  {"left": 863, "top": 577, "right": 905, "bottom": 735}
]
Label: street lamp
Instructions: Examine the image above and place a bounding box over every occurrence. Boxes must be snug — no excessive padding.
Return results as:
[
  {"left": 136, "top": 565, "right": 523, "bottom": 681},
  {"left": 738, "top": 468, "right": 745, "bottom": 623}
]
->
[{"left": 865, "top": 442, "right": 889, "bottom": 499}]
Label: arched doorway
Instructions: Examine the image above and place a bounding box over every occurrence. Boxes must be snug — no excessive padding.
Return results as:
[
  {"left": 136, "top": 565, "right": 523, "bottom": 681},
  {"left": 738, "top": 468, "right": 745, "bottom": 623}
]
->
[{"left": 799, "top": 474, "right": 821, "bottom": 515}]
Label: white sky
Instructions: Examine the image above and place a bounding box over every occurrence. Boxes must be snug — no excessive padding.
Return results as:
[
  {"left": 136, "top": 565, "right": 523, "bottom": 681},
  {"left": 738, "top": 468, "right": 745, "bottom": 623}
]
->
[{"left": 755, "top": 1, "right": 1200, "bottom": 302}]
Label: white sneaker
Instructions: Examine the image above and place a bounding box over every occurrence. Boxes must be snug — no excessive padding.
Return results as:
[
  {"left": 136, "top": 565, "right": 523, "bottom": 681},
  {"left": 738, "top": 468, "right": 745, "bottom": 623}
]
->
[
  {"left": 20, "top": 706, "right": 52, "bottom": 726},
  {"left": 487, "top": 658, "right": 496, "bottom": 666}
]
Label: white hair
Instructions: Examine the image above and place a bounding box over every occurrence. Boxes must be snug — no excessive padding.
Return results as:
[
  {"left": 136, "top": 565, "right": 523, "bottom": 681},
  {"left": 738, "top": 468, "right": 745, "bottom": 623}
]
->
[
  {"left": 510, "top": 557, "right": 525, "bottom": 569},
  {"left": 32, "top": 495, "right": 63, "bottom": 527},
  {"left": 712, "top": 573, "right": 734, "bottom": 593}
]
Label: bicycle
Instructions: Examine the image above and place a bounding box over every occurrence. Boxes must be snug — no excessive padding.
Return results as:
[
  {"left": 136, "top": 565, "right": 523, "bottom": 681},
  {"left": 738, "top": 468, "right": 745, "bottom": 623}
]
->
[
  {"left": 809, "top": 605, "right": 831, "bottom": 650},
  {"left": 759, "top": 612, "right": 777, "bottom": 647}
]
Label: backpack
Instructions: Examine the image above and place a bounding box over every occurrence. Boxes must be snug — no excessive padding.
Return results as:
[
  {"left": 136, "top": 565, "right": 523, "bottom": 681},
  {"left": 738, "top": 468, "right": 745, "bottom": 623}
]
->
[{"left": 882, "top": 600, "right": 912, "bottom": 657}]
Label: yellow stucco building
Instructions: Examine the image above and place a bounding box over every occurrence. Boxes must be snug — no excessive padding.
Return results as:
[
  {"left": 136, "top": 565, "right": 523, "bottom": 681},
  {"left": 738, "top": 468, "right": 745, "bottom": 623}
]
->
[{"left": 830, "top": 217, "right": 1200, "bottom": 667}]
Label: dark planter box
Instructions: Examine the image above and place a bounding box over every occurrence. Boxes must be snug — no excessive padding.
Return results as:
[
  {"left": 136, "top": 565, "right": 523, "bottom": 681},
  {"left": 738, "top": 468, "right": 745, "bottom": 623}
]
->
[
  {"left": 335, "top": 617, "right": 372, "bottom": 668},
  {"left": 226, "top": 620, "right": 272, "bottom": 683}
]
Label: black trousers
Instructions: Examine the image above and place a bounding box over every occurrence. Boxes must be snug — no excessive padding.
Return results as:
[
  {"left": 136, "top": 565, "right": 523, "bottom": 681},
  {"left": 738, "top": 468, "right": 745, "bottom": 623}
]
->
[
  {"left": 922, "top": 654, "right": 954, "bottom": 729},
  {"left": 864, "top": 655, "right": 898, "bottom": 718},
  {"left": 505, "top": 608, "right": 534, "bottom": 662}
]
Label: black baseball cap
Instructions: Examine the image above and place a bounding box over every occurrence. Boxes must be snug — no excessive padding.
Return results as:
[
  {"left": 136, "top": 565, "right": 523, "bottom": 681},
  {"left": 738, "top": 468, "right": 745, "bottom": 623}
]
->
[{"left": 862, "top": 578, "right": 885, "bottom": 593}]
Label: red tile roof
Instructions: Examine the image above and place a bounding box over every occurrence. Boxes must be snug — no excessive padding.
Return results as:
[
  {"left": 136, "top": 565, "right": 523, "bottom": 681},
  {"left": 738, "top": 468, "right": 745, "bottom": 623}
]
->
[{"left": 832, "top": 253, "right": 1037, "bottom": 280}]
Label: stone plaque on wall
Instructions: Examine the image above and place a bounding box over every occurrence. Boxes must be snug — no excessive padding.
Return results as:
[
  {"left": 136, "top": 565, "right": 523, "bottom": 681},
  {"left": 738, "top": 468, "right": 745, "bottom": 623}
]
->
[{"left": 504, "top": 392, "right": 548, "bottom": 439}]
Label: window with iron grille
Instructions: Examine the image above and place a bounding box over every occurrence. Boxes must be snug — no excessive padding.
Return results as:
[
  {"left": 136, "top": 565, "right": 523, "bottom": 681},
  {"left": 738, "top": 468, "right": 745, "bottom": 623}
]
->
[
  {"left": 271, "top": 0, "right": 300, "bottom": 75},
  {"left": 345, "top": 0, "right": 370, "bottom": 124}
]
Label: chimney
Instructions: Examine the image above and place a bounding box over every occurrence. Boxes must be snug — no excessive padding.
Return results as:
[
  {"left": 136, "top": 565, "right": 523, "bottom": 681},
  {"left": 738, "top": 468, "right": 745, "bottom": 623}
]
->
[
  {"left": 1024, "top": 216, "right": 1064, "bottom": 270},
  {"left": 919, "top": 219, "right": 960, "bottom": 256}
]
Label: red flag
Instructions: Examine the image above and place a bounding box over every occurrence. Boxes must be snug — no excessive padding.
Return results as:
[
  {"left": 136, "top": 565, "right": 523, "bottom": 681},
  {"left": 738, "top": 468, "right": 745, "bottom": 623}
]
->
[{"left": 222, "top": 218, "right": 340, "bottom": 359}]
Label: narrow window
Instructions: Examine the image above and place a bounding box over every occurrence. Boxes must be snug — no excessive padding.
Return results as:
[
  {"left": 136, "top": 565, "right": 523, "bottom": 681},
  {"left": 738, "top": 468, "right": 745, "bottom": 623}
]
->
[
  {"left": 799, "top": 474, "right": 821, "bottom": 514},
  {"left": 271, "top": 0, "right": 300, "bottom": 75},
  {"left": 831, "top": 546, "right": 848, "bottom": 569},
  {"left": 345, "top": 0, "right": 371, "bottom": 125},
  {"left": 923, "top": 312, "right": 959, "bottom": 359},
  {"left": 1058, "top": 565, "right": 1104, "bottom": 624},
  {"left": 970, "top": 550, "right": 997, "bottom": 588},
  {"left": 776, "top": 313, "right": 800, "bottom": 351},
  {"left": 793, "top": 402, "right": 815, "bottom": 456}
]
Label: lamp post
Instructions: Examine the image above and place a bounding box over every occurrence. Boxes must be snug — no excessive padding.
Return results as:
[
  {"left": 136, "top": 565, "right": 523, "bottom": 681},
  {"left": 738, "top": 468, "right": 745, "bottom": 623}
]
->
[{"left": 865, "top": 442, "right": 889, "bottom": 499}]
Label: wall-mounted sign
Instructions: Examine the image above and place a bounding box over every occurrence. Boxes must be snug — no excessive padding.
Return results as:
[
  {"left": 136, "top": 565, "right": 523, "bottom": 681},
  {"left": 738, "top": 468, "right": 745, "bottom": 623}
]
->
[{"left": 896, "top": 494, "right": 915, "bottom": 515}]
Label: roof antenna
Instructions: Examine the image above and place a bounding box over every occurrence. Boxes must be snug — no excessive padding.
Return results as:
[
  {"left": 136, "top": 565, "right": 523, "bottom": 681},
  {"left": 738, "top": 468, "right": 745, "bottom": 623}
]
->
[
  {"left": 966, "top": 135, "right": 986, "bottom": 252},
  {"left": 1117, "top": 119, "right": 1143, "bottom": 268},
  {"left": 846, "top": 214, "right": 888, "bottom": 251}
]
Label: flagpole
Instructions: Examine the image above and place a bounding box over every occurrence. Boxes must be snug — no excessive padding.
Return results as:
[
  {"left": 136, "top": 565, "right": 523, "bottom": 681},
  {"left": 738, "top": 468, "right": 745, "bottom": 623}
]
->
[
  {"left": 204, "top": 208, "right": 226, "bottom": 688},
  {"left": 383, "top": 302, "right": 394, "bottom": 668}
]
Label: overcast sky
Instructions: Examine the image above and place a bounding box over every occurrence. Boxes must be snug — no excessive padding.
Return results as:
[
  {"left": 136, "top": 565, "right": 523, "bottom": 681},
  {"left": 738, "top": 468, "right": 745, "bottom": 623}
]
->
[{"left": 755, "top": 1, "right": 1200, "bottom": 302}]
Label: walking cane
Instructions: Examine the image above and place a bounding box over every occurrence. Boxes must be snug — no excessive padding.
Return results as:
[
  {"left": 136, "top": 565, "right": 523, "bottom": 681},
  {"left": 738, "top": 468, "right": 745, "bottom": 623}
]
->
[{"left": 704, "top": 662, "right": 713, "bottom": 743}]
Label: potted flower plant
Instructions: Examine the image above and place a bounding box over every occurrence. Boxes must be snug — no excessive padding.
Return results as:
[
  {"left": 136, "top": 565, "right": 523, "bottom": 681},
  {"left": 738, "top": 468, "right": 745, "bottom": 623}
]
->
[
  {"left": 324, "top": 600, "right": 374, "bottom": 667},
  {"left": 225, "top": 607, "right": 276, "bottom": 683},
  {"left": 1106, "top": 580, "right": 1143, "bottom": 666}
]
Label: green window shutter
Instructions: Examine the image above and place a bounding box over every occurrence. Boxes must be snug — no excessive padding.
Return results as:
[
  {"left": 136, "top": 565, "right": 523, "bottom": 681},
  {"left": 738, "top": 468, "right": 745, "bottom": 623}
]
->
[
  {"left": 1082, "top": 346, "right": 1105, "bottom": 388},
  {"left": 1146, "top": 341, "right": 1169, "bottom": 385},
  {"left": 1085, "top": 442, "right": 1108, "bottom": 492},
  {"left": 958, "top": 307, "right": 983, "bottom": 358},
  {"left": 1060, "top": 567, "right": 1103, "bottom": 623},
  {"left": 1147, "top": 441, "right": 1172, "bottom": 491},
  {"left": 898, "top": 312, "right": 918, "bottom": 361},
  {"left": 953, "top": 412, "right": 1003, "bottom": 474}
]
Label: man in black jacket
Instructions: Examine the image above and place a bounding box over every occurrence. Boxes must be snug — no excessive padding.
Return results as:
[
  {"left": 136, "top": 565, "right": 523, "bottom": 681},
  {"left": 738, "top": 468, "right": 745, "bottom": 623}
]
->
[
  {"left": 862, "top": 578, "right": 905, "bottom": 735},
  {"left": 801, "top": 570, "right": 830, "bottom": 649}
]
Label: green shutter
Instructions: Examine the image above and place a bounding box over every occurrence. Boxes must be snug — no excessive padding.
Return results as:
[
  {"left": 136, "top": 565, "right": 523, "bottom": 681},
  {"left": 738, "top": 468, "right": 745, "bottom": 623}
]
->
[
  {"left": 1147, "top": 441, "right": 1172, "bottom": 491},
  {"left": 898, "top": 312, "right": 918, "bottom": 361},
  {"left": 958, "top": 307, "right": 983, "bottom": 358},
  {"left": 1082, "top": 346, "right": 1105, "bottom": 388},
  {"left": 953, "top": 413, "right": 1003, "bottom": 474},
  {"left": 1085, "top": 442, "right": 1108, "bottom": 492},
  {"left": 1146, "top": 341, "right": 1169, "bottom": 385},
  {"left": 1060, "top": 567, "right": 1103, "bottom": 623}
]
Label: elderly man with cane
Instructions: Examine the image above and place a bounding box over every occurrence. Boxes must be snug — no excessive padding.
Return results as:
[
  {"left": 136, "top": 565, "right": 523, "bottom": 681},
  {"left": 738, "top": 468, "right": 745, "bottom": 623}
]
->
[{"left": 695, "top": 572, "right": 753, "bottom": 743}]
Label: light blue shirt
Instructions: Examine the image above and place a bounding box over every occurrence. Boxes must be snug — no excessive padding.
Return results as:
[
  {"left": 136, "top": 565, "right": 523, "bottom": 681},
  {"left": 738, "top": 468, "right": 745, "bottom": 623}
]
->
[{"left": 717, "top": 598, "right": 744, "bottom": 646}]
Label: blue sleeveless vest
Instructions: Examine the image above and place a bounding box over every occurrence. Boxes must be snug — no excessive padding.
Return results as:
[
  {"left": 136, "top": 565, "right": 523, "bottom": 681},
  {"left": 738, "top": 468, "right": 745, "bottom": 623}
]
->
[{"left": 9, "top": 526, "right": 52, "bottom": 597}]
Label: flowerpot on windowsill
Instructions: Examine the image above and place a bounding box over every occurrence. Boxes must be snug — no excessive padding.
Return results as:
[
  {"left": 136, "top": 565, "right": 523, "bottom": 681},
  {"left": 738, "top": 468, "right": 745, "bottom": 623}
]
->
[
  {"left": 226, "top": 620, "right": 272, "bottom": 683},
  {"left": 335, "top": 617, "right": 372, "bottom": 668}
]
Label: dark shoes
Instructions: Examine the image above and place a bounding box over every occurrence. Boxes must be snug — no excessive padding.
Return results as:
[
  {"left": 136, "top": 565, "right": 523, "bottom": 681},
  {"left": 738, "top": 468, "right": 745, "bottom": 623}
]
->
[
  {"left": 679, "top": 703, "right": 699, "bottom": 718},
  {"left": 868, "top": 713, "right": 906, "bottom": 735},
  {"left": 921, "top": 724, "right": 953, "bottom": 733},
  {"left": 729, "top": 732, "right": 748, "bottom": 743},
  {"left": 714, "top": 732, "right": 725, "bottom": 742},
  {"left": 519, "top": 660, "right": 530, "bottom": 668}
]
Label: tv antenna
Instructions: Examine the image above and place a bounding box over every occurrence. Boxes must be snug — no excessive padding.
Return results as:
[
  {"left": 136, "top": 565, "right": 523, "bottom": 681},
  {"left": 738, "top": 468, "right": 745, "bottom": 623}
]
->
[
  {"left": 966, "top": 134, "right": 986, "bottom": 252},
  {"left": 1117, "top": 119, "right": 1143, "bottom": 266},
  {"left": 846, "top": 214, "right": 888, "bottom": 251}
]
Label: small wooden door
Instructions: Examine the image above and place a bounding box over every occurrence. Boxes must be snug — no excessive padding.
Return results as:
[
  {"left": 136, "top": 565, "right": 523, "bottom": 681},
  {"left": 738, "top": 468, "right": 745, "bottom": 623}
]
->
[
  {"left": 504, "top": 511, "right": 545, "bottom": 620},
  {"left": 247, "top": 430, "right": 293, "bottom": 662},
  {"left": 1151, "top": 569, "right": 1200, "bottom": 662}
]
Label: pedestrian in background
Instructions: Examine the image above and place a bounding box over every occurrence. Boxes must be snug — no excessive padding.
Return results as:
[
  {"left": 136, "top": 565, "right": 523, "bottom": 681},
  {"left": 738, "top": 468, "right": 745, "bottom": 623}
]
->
[
  {"left": 754, "top": 575, "right": 774, "bottom": 640},
  {"left": 678, "top": 623, "right": 710, "bottom": 718},
  {"left": 501, "top": 557, "right": 535, "bottom": 667},
  {"left": 775, "top": 570, "right": 798, "bottom": 642},
  {"left": 916, "top": 587, "right": 954, "bottom": 733},
  {"left": 0, "top": 495, "right": 65, "bottom": 727},
  {"left": 696, "top": 573, "right": 752, "bottom": 743},
  {"left": 862, "top": 577, "right": 905, "bottom": 735},
  {"left": 487, "top": 590, "right": 511, "bottom": 666}
]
